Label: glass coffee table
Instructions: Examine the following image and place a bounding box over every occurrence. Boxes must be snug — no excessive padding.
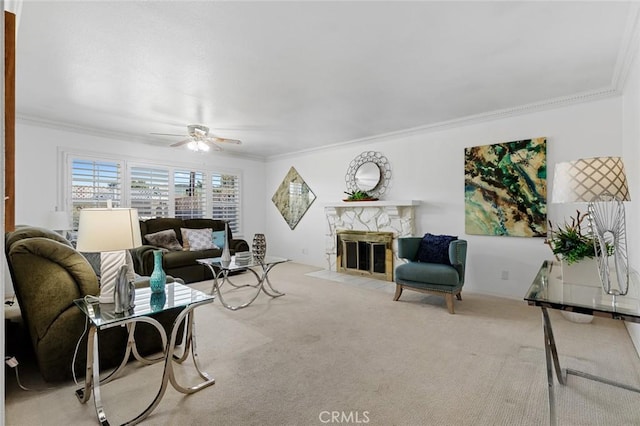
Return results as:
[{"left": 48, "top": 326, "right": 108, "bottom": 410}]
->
[
  {"left": 197, "top": 255, "right": 289, "bottom": 310},
  {"left": 525, "top": 260, "right": 640, "bottom": 426},
  {"left": 74, "top": 283, "right": 215, "bottom": 425}
]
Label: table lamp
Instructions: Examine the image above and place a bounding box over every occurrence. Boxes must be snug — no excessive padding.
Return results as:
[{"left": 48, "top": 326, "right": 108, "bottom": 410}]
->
[
  {"left": 552, "top": 156, "right": 631, "bottom": 296},
  {"left": 76, "top": 201, "right": 142, "bottom": 310},
  {"left": 47, "top": 208, "right": 70, "bottom": 235}
]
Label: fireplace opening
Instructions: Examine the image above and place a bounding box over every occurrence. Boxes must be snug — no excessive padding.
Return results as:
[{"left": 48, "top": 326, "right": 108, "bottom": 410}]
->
[{"left": 336, "top": 230, "right": 393, "bottom": 281}]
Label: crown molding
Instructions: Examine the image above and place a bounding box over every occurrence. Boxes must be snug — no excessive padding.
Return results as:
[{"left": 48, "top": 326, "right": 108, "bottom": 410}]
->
[
  {"left": 267, "top": 86, "right": 620, "bottom": 162},
  {"left": 611, "top": 3, "right": 640, "bottom": 94}
]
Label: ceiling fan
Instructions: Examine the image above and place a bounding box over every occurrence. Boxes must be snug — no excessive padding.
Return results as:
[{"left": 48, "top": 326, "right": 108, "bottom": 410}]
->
[{"left": 151, "top": 124, "right": 242, "bottom": 152}]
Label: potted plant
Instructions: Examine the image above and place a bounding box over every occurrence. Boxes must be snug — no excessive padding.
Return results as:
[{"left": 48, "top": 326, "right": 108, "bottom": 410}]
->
[
  {"left": 343, "top": 190, "right": 378, "bottom": 201},
  {"left": 545, "top": 210, "right": 599, "bottom": 323},
  {"left": 545, "top": 210, "right": 597, "bottom": 265}
]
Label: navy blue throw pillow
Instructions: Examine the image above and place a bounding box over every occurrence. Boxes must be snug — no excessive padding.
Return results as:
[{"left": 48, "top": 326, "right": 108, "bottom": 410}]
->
[{"left": 415, "top": 233, "right": 458, "bottom": 265}]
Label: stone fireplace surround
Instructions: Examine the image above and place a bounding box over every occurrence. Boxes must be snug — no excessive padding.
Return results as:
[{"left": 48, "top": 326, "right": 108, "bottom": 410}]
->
[{"left": 324, "top": 200, "right": 421, "bottom": 276}]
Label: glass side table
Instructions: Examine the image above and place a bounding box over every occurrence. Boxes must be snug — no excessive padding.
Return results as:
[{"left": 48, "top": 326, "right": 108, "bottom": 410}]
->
[
  {"left": 74, "top": 283, "right": 215, "bottom": 425},
  {"left": 197, "top": 255, "right": 289, "bottom": 310},
  {"left": 525, "top": 260, "right": 640, "bottom": 426}
]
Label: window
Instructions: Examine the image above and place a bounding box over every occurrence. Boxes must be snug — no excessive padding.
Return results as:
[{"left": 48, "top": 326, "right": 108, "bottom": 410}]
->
[
  {"left": 211, "top": 173, "right": 241, "bottom": 233},
  {"left": 70, "top": 158, "right": 122, "bottom": 228},
  {"left": 63, "top": 151, "right": 242, "bottom": 234},
  {"left": 130, "top": 166, "right": 170, "bottom": 219},
  {"left": 174, "top": 170, "right": 206, "bottom": 219}
]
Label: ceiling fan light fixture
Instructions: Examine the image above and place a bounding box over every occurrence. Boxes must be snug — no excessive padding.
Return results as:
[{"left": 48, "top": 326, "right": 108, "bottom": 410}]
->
[{"left": 187, "top": 140, "right": 210, "bottom": 152}]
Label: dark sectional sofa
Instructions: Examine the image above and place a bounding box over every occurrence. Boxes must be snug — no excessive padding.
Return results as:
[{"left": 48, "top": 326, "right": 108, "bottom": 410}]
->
[{"left": 131, "top": 218, "right": 250, "bottom": 283}]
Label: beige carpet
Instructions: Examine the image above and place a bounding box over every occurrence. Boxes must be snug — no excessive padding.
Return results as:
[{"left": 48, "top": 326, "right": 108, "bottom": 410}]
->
[{"left": 5, "top": 263, "right": 640, "bottom": 426}]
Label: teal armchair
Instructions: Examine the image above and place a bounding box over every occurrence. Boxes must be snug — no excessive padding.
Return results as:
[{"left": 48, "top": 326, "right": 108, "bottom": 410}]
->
[{"left": 394, "top": 237, "right": 468, "bottom": 314}]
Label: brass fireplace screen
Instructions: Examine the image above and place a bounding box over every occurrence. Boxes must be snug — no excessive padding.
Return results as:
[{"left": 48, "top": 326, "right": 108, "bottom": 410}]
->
[{"left": 336, "top": 230, "right": 394, "bottom": 281}]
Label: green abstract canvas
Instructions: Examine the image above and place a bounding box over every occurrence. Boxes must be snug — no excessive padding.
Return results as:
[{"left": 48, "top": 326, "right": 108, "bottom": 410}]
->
[{"left": 465, "top": 137, "right": 547, "bottom": 237}]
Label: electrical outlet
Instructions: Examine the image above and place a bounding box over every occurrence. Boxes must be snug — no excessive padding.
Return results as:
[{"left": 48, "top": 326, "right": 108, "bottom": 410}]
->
[
  {"left": 301, "top": 248, "right": 308, "bottom": 255},
  {"left": 501, "top": 270, "right": 509, "bottom": 280}
]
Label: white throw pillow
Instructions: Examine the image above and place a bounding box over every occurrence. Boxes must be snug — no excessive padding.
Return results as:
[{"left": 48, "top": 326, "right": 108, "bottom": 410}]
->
[{"left": 181, "top": 228, "right": 216, "bottom": 251}]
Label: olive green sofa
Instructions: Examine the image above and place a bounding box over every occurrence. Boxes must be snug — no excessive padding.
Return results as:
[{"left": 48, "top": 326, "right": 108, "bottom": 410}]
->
[
  {"left": 5, "top": 226, "right": 183, "bottom": 382},
  {"left": 131, "top": 218, "right": 249, "bottom": 283}
]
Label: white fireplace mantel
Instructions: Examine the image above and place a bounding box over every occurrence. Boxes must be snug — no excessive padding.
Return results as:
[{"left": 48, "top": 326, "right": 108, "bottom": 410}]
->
[{"left": 324, "top": 200, "right": 421, "bottom": 219}]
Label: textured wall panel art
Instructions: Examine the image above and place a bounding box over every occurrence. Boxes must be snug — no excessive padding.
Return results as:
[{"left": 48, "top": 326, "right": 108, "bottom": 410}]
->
[
  {"left": 272, "top": 167, "right": 316, "bottom": 230},
  {"left": 464, "top": 137, "right": 547, "bottom": 237}
]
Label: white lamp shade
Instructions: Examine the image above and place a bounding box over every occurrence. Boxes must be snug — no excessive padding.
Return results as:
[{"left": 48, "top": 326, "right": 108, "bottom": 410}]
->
[
  {"left": 47, "top": 210, "right": 70, "bottom": 230},
  {"left": 76, "top": 207, "right": 142, "bottom": 252},
  {"left": 551, "top": 156, "right": 630, "bottom": 204}
]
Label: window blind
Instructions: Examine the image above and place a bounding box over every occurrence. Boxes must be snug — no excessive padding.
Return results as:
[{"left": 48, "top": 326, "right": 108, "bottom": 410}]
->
[
  {"left": 130, "top": 166, "right": 170, "bottom": 219},
  {"left": 211, "top": 173, "right": 241, "bottom": 233},
  {"left": 174, "top": 170, "right": 206, "bottom": 219},
  {"left": 70, "top": 159, "right": 122, "bottom": 228}
]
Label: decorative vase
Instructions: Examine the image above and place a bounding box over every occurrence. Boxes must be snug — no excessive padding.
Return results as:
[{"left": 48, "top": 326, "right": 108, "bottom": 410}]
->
[
  {"left": 561, "top": 258, "right": 600, "bottom": 286},
  {"left": 561, "top": 258, "right": 597, "bottom": 323},
  {"left": 221, "top": 222, "right": 232, "bottom": 263},
  {"left": 252, "top": 233, "right": 267, "bottom": 263},
  {"left": 150, "top": 250, "right": 167, "bottom": 293}
]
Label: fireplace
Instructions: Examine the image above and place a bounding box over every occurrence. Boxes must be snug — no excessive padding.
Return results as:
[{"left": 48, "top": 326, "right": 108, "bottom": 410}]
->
[
  {"left": 336, "top": 230, "right": 394, "bottom": 281},
  {"left": 324, "top": 200, "right": 420, "bottom": 280}
]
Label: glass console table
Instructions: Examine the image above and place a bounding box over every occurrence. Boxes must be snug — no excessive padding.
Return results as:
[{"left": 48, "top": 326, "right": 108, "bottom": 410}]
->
[
  {"left": 524, "top": 260, "right": 640, "bottom": 426},
  {"left": 197, "top": 255, "right": 288, "bottom": 310},
  {"left": 74, "top": 283, "right": 215, "bottom": 425}
]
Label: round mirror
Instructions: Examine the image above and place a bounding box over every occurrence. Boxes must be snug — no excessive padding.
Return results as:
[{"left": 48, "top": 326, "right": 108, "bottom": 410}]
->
[
  {"left": 355, "top": 162, "right": 381, "bottom": 191},
  {"left": 345, "top": 151, "right": 391, "bottom": 199}
]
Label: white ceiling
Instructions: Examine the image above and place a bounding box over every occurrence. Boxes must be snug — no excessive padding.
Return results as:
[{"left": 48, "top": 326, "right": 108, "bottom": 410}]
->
[{"left": 14, "top": 1, "right": 639, "bottom": 159}]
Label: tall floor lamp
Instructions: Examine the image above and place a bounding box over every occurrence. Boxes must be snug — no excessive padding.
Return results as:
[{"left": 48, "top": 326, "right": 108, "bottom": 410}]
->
[
  {"left": 552, "top": 157, "right": 631, "bottom": 296},
  {"left": 75, "top": 203, "right": 142, "bottom": 308}
]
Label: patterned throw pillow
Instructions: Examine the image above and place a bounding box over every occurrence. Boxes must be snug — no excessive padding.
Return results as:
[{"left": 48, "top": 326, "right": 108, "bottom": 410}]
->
[
  {"left": 211, "top": 230, "right": 225, "bottom": 249},
  {"left": 180, "top": 228, "right": 191, "bottom": 251},
  {"left": 144, "top": 229, "right": 183, "bottom": 251},
  {"left": 415, "top": 233, "right": 457, "bottom": 265},
  {"left": 181, "top": 228, "right": 217, "bottom": 251}
]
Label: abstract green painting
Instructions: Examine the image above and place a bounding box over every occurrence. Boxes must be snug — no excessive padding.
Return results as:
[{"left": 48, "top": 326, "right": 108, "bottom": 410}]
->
[{"left": 465, "top": 137, "right": 547, "bottom": 237}]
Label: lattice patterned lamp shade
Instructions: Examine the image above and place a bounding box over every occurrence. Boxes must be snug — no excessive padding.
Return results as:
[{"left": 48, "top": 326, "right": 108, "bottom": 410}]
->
[{"left": 552, "top": 156, "right": 630, "bottom": 203}]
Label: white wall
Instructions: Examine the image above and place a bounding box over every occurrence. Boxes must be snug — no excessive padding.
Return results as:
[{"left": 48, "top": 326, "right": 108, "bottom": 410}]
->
[
  {"left": 622, "top": 42, "right": 640, "bottom": 352},
  {"left": 265, "top": 97, "right": 625, "bottom": 300}
]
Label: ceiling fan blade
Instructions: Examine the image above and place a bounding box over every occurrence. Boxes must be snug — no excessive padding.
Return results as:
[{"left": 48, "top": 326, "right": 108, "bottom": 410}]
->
[
  {"left": 208, "top": 141, "right": 224, "bottom": 151},
  {"left": 212, "top": 137, "right": 242, "bottom": 145},
  {"left": 150, "top": 132, "right": 188, "bottom": 137},
  {"left": 170, "top": 138, "right": 192, "bottom": 147}
]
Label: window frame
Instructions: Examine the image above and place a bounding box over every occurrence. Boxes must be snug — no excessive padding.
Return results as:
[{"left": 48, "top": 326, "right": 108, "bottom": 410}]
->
[{"left": 60, "top": 150, "right": 243, "bottom": 236}]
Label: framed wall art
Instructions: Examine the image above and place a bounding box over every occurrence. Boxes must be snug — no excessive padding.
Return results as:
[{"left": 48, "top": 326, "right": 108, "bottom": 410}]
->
[
  {"left": 464, "top": 137, "right": 547, "bottom": 237},
  {"left": 272, "top": 166, "right": 316, "bottom": 230}
]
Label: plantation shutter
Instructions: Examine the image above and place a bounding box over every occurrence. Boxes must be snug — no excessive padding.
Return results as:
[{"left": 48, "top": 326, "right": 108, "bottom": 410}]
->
[
  {"left": 130, "top": 166, "right": 170, "bottom": 219},
  {"left": 211, "top": 173, "right": 241, "bottom": 233},
  {"left": 70, "top": 159, "right": 122, "bottom": 228},
  {"left": 174, "top": 170, "right": 206, "bottom": 219}
]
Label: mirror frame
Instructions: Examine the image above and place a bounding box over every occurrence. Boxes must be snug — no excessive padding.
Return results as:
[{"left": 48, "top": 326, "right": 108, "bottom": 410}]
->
[{"left": 345, "top": 151, "right": 391, "bottom": 198}]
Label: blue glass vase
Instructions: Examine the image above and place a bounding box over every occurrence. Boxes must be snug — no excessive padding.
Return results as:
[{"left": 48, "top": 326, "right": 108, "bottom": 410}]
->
[
  {"left": 150, "top": 290, "right": 166, "bottom": 312},
  {"left": 150, "top": 250, "right": 166, "bottom": 293}
]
